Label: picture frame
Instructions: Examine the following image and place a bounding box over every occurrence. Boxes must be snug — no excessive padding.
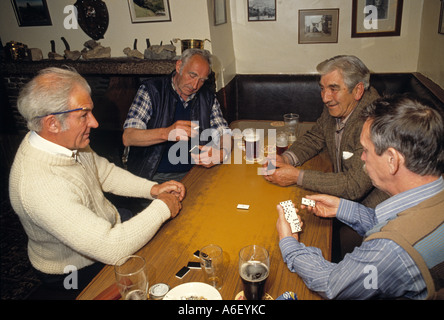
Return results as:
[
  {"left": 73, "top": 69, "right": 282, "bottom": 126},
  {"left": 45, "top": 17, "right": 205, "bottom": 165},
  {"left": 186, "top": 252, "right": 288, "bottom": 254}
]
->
[
  {"left": 214, "top": 0, "right": 227, "bottom": 26},
  {"left": 352, "top": 0, "right": 404, "bottom": 38},
  {"left": 248, "top": 0, "right": 276, "bottom": 22},
  {"left": 439, "top": 0, "right": 444, "bottom": 35},
  {"left": 298, "top": 9, "right": 339, "bottom": 44},
  {"left": 11, "top": 0, "right": 52, "bottom": 27},
  {"left": 127, "top": 0, "right": 171, "bottom": 23}
]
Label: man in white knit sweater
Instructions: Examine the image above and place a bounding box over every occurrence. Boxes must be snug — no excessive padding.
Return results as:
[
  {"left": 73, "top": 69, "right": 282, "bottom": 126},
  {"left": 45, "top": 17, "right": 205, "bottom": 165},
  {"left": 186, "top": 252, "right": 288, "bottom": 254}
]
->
[{"left": 9, "top": 67, "right": 185, "bottom": 298}]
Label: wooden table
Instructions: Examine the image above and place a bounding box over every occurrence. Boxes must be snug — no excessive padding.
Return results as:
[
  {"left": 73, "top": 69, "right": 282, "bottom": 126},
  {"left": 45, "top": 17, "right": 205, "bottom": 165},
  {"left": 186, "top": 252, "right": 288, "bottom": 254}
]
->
[{"left": 77, "top": 121, "right": 333, "bottom": 300}]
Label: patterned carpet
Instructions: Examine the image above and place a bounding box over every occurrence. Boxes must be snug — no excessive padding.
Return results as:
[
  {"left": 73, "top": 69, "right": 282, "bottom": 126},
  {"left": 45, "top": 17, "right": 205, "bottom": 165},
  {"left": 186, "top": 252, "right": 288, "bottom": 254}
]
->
[{"left": 0, "top": 176, "right": 42, "bottom": 300}]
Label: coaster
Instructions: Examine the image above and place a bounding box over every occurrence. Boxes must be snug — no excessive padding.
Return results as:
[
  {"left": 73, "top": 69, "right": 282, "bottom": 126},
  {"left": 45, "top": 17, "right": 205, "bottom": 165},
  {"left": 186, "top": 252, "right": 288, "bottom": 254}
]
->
[
  {"left": 235, "top": 291, "right": 273, "bottom": 300},
  {"left": 244, "top": 156, "right": 264, "bottom": 163},
  {"left": 270, "top": 121, "right": 285, "bottom": 127}
]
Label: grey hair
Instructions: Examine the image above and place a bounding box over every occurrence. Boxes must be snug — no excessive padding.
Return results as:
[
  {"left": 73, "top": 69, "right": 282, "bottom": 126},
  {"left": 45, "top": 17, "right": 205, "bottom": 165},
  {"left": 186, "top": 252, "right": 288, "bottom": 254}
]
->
[
  {"left": 317, "top": 55, "right": 371, "bottom": 92},
  {"left": 179, "top": 48, "right": 212, "bottom": 74},
  {"left": 362, "top": 94, "right": 444, "bottom": 176},
  {"left": 17, "top": 67, "right": 91, "bottom": 132}
]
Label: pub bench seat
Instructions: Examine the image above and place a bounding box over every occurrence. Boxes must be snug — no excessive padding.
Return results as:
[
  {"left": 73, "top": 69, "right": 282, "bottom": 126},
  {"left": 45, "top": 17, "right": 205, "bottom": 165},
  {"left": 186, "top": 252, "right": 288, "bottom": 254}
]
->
[
  {"left": 227, "top": 73, "right": 444, "bottom": 123},
  {"left": 90, "top": 72, "right": 444, "bottom": 167}
]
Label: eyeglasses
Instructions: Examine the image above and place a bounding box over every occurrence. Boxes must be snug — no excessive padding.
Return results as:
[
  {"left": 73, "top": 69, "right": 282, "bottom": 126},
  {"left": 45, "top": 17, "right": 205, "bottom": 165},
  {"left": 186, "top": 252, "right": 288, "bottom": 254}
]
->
[{"left": 34, "top": 107, "right": 92, "bottom": 119}]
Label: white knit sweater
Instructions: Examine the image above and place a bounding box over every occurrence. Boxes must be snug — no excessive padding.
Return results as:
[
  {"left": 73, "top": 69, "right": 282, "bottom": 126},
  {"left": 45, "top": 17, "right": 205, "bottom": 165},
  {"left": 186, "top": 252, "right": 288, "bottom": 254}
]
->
[{"left": 9, "top": 133, "right": 171, "bottom": 274}]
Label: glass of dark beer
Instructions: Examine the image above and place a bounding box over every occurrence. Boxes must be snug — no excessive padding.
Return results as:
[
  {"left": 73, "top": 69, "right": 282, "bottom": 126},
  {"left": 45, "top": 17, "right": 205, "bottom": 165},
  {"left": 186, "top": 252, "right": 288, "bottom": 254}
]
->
[
  {"left": 239, "top": 245, "right": 270, "bottom": 300},
  {"left": 243, "top": 128, "right": 260, "bottom": 162}
]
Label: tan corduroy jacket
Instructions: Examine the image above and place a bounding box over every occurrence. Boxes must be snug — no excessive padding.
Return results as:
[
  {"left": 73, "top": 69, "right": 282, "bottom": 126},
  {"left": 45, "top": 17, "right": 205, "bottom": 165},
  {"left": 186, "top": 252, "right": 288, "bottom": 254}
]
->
[{"left": 286, "top": 87, "right": 388, "bottom": 208}]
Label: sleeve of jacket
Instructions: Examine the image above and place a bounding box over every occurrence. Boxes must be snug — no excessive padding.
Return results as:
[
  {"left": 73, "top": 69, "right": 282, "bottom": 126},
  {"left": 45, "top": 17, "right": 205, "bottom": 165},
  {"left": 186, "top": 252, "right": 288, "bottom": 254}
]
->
[
  {"left": 287, "top": 108, "right": 330, "bottom": 165},
  {"left": 299, "top": 119, "right": 374, "bottom": 201}
]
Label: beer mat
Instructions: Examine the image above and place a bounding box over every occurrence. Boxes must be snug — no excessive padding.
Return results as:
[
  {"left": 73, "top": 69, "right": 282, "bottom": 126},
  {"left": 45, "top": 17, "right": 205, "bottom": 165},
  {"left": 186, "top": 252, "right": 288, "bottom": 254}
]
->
[
  {"left": 270, "top": 121, "right": 285, "bottom": 127},
  {"left": 235, "top": 291, "right": 273, "bottom": 300},
  {"left": 244, "top": 156, "right": 264, "bottom": 164}
]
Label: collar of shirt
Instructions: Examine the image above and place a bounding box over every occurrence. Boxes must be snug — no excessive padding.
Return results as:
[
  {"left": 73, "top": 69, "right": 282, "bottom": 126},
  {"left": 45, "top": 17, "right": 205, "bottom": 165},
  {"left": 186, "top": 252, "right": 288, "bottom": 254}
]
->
[
  {"left": 29, "top": 131, "right": 78, "bottom": 159},
  {"left": 374, "top": 176, "right": 444, "bottom": 224},
  {"left": 335, "top": 108, "right": 354, "bottom": 133},
  {"left": 171, "top": 72, "right": 196, "bottom": 106}
]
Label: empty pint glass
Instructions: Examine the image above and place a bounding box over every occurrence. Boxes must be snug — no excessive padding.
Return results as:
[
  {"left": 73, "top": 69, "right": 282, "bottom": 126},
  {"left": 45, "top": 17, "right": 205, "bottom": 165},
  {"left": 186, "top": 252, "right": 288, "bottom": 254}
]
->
[
  {"left": 114, "top": 255, "right": 148, "bottom": 300},
  {"left": 239, "top": 245, "right": 270, "bottom": 300},
  {"left": 243, "top": 128, "right": 260, "bottom": 162},
  {"left": 199, "top": 244, "right": 223, "bottom": 290}
]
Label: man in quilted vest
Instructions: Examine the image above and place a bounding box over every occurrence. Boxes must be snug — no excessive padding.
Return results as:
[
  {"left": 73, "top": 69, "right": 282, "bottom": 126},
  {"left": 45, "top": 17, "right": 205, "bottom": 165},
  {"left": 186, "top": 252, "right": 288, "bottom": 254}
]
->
[
  {"left": 276, "top": 95, "right": 444, "bottom": 299},
  {"left": 123, "top": 49, "right": 229, "bottom": 184}
]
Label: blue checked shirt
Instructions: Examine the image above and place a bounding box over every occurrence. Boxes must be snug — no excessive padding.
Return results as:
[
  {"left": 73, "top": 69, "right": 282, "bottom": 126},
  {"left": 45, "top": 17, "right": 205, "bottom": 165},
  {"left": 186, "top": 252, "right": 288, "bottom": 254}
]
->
[
  {"left": 123, "top": 78, "right": 229, "bottom": 144},
  {"left": 279, "top": 176, "right": 444, "bottom": 300}
]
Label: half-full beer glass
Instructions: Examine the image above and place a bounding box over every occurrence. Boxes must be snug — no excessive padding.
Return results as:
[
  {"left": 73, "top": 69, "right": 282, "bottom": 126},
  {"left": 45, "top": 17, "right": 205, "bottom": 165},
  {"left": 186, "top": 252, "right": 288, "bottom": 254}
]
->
[{"left": 276, "top": 132, "right": 288, "bottom": 155}]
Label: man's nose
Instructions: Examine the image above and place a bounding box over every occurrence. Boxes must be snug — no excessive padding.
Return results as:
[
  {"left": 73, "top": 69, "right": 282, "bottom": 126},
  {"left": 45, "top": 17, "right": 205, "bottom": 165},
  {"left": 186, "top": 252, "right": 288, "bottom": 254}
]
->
[
  {"left": 191, "top": 77, "right": 200, "bottom": 89},
  {"left": 321, "top": 89, "right": 332, "bottom": 103},
  {"left": 88, "top": 113, "right": 99, "bottom": 128}
]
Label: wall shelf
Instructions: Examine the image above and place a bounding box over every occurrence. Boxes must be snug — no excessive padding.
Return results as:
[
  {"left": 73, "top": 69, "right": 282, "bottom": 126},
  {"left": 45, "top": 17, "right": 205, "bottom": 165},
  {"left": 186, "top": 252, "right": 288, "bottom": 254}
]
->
[{"left": 1, "top": 58, "right": 176, "bottom": 76}]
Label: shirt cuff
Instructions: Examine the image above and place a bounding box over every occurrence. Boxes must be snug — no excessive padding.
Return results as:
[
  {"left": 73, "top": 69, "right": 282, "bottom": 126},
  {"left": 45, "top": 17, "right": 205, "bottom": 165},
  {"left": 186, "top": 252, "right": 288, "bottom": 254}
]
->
[
  {"left": 282, "top": 151, "right": 301, "bottom": 167},
  {"left": 279, "top": 236, "right": 304, "bottom": 259},
  {"left": 336, "top": 198, "right": 357, "bottom": 223},
  {"left": 123, "top": 118, "right": 147, "bottom": 130},
  {"left": 297, "top": 169, "right": 304, "bottom": 186},
  {"left": 146, "top": 181, "right": 159, "bottom": 200}
]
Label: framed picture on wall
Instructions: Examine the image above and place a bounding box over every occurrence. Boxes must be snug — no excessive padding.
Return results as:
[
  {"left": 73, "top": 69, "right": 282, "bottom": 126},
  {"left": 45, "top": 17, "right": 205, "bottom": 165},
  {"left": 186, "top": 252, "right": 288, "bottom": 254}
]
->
[
  {"left": 127, "top": 0, "right": 171, "bottom": 23},
  {"left": 248, "top": 0, "right": 276, "bottom": 21},
  {"left": 352, "top": 0, "right": 404, "bottom": 37},
  {"left": 439, "top": 0, "right": 444, "bottom": 35},
  {"left": 298, "top": 9, "right": 339, "bottom": 44},
  {"left": 11, "top": 0, "right": 52, "bottom": 26},
  {"left": 214, "top": 0, "right": 227, "bottom": 26}
]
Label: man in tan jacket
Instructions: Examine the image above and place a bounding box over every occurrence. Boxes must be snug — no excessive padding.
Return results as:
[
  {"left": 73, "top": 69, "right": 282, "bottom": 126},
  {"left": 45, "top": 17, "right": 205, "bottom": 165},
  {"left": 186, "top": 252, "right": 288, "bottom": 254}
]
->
[{"left": 265, "top": 55, "right": 388, "bottom": 259}]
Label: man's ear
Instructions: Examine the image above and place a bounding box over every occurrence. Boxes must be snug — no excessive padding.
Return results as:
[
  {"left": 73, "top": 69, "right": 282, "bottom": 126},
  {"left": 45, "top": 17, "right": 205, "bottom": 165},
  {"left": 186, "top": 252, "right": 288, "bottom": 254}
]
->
[
  {"left": 43, "top": 115, "right": 60, "bottom": 133},
  {"left": 386, "top": 147, "right": 403, "bottom": 175},
  {"left": 175, "top": 60, "right": 182, "bottom": 73},
  {"left": 353, "top": 82, "right": 365, "bottom": 101}
]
